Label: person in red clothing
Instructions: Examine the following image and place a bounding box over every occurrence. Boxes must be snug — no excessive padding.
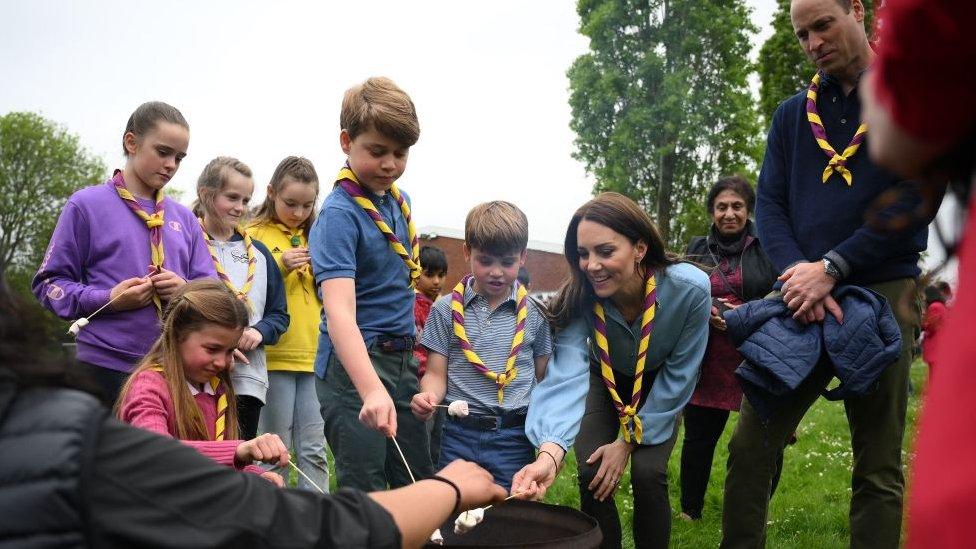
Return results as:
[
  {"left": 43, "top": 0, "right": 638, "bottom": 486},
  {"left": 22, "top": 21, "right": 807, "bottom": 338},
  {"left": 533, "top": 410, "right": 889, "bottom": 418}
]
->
[
  {"left": 414, "top": 245, "right": 448, "bottom": 465},
  {"left": 862, "top": 1, "right": 976, "bottom": 547},
  {"left": 921, "top": 285, "right": 948, "bottom": 371},
  {"left": 117, "top": 279, "right": 290, "bottom": 486}
]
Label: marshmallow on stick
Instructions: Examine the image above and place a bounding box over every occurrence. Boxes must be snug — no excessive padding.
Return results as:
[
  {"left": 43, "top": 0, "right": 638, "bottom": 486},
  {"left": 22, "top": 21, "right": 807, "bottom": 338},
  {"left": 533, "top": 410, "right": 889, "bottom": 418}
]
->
[
  {"left": 453, "top": 507, "right": 485, "bottom": 535},
  {"left": 66, "top": 286, "right": 135, "bottom": 337},
  {"left": 445, "top": 400, "right": 469, "bottom": 418},
  {"left": 429, "top": 528, "right": 444, "bottom": 545}
]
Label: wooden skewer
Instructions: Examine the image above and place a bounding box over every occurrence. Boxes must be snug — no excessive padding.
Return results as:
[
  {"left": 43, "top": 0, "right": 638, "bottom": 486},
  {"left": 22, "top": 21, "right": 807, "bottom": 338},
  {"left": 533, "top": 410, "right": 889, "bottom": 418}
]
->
[
  {"left": 288, "top": 461, "right": 326, "bottom": 494},
  {"left": 390, "top": 436, "right": 417, "bottom": 483}
]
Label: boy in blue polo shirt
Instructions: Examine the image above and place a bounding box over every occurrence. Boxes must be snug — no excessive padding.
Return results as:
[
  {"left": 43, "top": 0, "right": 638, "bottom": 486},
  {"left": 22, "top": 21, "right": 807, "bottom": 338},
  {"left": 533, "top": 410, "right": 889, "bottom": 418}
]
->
[
  {"left": 410, "top": 201, "right": 552, "bottom": 490},
  {"left": 311, "top": 76, "right": 433, "bottom": 490}
]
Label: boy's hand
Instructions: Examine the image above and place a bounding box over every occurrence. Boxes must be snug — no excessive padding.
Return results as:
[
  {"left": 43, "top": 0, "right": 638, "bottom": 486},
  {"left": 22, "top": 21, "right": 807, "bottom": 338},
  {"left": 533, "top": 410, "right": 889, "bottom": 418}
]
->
[
  {"left": 238, "top": 327, "right": 263, "bottom": 352},
  {"left": 236, "top": 433, "right": 290, "bottom": 466},
  {"left": 281, "top": 247, "right": 311, "bottom": 272},
  {"left": 410, "top": 391, "right": 438, "bottom": 422},
  {"left": 109, "top": 277, "right": 154, "bottom": 311},
  {"left": 360, "top": 388, "right": 397, "bottom": 437},
  {"left": 148, "top": 266, "right": 186, "bottom": 300}
]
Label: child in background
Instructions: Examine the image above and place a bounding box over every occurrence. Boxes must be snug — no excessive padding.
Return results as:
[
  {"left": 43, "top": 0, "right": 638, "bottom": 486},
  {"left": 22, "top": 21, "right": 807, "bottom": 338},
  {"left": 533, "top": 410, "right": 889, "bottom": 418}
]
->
[
  {"left": 411, "top": 201, "right": 552, "bottom": 490},
  {"left": 312, "top": 76, "right": 433, "bottom": 490},
  {"left": 33, "top": 102, "right": 216, "bottom": 403},
  {"left": 193, "top": 157, "right": 289, "bottom": 439},
  {"left": 414, "top": 245, "right": 448, "bottom": 465},
  {"left": 117, "top": 280, "right": 290, "bottom": 485},
  {"left": 922, "top": 285, "right": 948, "bottom": 371},
  {"left": 249, "top": 156, "right": 330, "bottom": 492}
]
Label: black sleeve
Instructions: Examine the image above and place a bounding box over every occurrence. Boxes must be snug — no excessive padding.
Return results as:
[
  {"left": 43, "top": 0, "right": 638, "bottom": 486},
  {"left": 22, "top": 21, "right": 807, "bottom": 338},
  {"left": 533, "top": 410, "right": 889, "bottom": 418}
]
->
[
  {"left": 87, "top": 418, "right": 401, "bottom": 548},
  {"left": 252, "top": 239, "right": 290, "bottom": 346}
]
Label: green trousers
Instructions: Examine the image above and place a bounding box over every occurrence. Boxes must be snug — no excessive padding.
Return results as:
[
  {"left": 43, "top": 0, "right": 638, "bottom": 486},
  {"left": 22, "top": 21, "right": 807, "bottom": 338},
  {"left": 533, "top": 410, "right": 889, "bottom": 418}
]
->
[
  {"left": 316, "top": 342, "right": 433, "bottom": 491},
  {"left": 720, "top": 278, "right": 920, "bottom": 549}
]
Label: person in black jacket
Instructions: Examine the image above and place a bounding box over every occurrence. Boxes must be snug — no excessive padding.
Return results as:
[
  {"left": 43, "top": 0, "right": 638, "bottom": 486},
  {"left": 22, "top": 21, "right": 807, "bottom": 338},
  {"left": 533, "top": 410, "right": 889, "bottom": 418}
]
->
[
  {"left": 0, "top": 277, "right": 506, "bottom": 549},
  {"left": 680, "top": 176, "right": 779, "bottom": 521}
]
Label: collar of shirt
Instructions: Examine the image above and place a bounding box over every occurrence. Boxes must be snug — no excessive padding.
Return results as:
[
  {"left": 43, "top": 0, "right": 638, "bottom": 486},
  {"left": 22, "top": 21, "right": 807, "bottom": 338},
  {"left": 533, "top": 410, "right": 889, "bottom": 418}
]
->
[
  {"left": 187, "top": 380, "right": 217, "bottom": 396},
  {"left": 461, "top": 277, "right": 519, "bottom": 308}
]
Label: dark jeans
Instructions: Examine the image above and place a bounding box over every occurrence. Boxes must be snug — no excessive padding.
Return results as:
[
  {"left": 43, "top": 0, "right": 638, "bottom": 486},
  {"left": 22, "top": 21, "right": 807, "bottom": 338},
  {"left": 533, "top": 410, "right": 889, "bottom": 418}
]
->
[
  {"left": 679, "top": 404, "right": 783, "bottom": 519},
  {"left": 721, "top": 278, "right": 920, "bottom": 549},
  {"left": 576, "top": 371, "right": 678, "bottom": 549},
  {"left": 79, "top": 361, "right": 129, "bottom": 406},
  {"left": 316, "top": 343, "right": 433, "bottom": 491},
  {"left": 438, "top": 415, "right": 534, "bottom": 491},
  {"left": 236, "top": 395, "right": 264, "bottom": 440}
]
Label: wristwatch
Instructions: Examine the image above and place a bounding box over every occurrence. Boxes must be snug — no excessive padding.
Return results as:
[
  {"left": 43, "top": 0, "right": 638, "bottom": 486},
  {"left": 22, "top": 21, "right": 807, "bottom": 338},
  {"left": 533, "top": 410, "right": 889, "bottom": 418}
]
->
[{"left": 822, "top": 257, "right": 842, "bottom": 280}]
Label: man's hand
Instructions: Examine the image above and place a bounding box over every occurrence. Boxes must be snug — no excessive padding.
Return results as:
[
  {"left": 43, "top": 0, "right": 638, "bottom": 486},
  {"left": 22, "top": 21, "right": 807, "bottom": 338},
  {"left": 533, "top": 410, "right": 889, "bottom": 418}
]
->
[
  {"left": 779, "top": 262, "right": 837, "bottom": 321},
  {"left": 360, "top": 388, "right": 397, "bottom": 437},
  {"left": 238, "top": 327, "right": 263, "bottom": 352}
]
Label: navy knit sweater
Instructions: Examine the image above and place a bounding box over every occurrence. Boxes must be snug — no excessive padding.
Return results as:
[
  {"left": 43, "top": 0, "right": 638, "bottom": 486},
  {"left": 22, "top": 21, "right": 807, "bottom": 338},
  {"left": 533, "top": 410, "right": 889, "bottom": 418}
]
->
[{"left": 755, "top": 72, "right": 930, "bottom": 286}]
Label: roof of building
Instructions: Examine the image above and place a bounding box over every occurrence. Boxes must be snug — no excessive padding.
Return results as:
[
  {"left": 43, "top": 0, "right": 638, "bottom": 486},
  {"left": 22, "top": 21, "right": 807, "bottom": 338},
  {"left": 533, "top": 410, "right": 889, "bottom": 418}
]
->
[{"left": 417, "top": 225, "right": 564, "bottom": 254}]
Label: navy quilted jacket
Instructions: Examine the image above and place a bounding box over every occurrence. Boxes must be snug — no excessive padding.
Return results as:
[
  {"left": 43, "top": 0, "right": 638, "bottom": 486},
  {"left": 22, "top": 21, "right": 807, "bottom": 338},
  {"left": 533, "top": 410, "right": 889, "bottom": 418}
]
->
[{"left": 724, "top": 286, "right": 902, "bottom": 419}]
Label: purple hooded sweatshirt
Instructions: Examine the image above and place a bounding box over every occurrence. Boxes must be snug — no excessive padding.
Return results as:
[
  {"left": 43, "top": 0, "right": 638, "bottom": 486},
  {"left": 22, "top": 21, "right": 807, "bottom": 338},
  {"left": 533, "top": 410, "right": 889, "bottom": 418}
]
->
[{"left": 33, "top": 172, "right": 217, "bottom": 372}]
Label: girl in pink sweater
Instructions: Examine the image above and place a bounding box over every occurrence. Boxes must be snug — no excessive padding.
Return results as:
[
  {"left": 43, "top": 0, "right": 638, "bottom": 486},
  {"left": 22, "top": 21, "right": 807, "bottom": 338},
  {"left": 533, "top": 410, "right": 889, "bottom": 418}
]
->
[{"left": 117, "top": 279, "right": 290, "bottom": 485}]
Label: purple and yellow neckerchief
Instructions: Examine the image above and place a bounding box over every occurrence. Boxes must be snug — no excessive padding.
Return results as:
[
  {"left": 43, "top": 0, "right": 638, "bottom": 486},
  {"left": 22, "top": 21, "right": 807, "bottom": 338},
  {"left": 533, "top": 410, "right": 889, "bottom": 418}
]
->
[
  {"left": 112, "top": 170, "right": 165, "bottom": 316},
  {"left": 450, "top": 275, "right": 528, "bottom": 404},
  {"left": 592, "top": 274, "right": 657, "bottom": 443},
  {"left": 334, "top": 166, "right": 420, "bottom": 286},
  {"left": 150, "top": 366, "right": 227, "bottom": 441},
  {"left": 197, "top": 218, "right": 256, "bottom": 307},
  {"left": 806, "top": 73, "right": 868, "bottom": 186}
]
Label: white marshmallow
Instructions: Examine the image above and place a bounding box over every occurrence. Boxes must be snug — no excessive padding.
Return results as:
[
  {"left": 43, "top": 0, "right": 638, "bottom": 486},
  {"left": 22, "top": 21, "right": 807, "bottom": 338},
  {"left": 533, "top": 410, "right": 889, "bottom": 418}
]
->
[
  {"left": 429, "top": 528, "right": 444, "bottom": 545},
  {"left": 447, "top": 400, "right": 470, "bottom": 418},
  {"left": 453, "top": 507, "right": 485, "bottom": 535},
  {"left": 67, "top": 317, "right": 89, "bottom": 336}
]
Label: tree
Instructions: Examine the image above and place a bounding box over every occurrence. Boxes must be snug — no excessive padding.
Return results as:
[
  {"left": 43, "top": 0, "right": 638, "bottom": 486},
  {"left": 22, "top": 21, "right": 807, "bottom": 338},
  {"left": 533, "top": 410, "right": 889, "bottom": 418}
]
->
[
  {"left": 568, "top": 0, "right": 761, "bottom": 248},
  {"left": 758, "top": 0, "right": 875, "bottom": 127},
  {"left": 0, "top": 112, "right": 106, "bottom": 281}
]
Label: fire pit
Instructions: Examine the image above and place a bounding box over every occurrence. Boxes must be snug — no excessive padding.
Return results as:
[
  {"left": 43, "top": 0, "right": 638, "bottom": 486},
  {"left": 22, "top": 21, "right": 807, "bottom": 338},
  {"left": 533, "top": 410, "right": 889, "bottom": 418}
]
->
[{"left": 425, "top": 499, "right": 602, "bottom": 548}]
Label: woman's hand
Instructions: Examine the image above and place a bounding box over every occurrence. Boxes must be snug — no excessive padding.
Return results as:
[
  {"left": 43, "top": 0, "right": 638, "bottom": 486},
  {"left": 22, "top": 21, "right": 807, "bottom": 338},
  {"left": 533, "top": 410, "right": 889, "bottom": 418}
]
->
[
  {"left": 709, "top": 305, "right": 727, "bottom": 331},
  {"left": 436, "top": 459, "right": 508, "bottom": 510},
  {"left": 235, "top": 433, "right": 290, "bottom": 466},
  {"left": 511, "top": 454, "right": 559, "bottom": 500},
  {"left": 586, "top": 439, "right": 635, "bottom": 502},
  {"left": 260, "top": 471, "right": 285, "bottom": 487},
  {"left": 281, "top": 247, "right": 311, "bottom": 272}
]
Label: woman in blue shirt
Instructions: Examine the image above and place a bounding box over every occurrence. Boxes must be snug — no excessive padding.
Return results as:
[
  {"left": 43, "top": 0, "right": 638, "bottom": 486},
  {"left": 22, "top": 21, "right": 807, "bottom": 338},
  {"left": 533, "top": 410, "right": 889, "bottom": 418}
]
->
[{"left": 512, "top": 192, "right": 710, "bottom": 549}]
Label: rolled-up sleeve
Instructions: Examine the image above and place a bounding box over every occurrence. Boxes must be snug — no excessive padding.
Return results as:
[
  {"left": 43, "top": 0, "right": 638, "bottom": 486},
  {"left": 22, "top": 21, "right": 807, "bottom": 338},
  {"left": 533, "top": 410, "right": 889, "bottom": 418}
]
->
[
  {"left": 525, "top": 316, "right": 591, "bottom": 451},
  {"left": 637, "top": 286, "right": 710, "bottom": 444}
]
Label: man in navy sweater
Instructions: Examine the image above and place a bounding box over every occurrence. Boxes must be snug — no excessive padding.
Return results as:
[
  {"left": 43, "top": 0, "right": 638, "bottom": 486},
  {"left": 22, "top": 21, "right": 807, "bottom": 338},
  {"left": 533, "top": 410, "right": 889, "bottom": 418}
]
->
[{"left": 720, "top": 1, "right": 934, "bottom": 547}]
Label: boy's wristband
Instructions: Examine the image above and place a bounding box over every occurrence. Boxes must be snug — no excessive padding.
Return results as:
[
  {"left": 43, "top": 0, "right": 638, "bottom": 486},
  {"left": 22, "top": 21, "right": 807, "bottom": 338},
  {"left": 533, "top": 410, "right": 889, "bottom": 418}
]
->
[
  {"left": 429, "top": 475, "right": 462, "bottom": 516},
  {"left": 538, "top": 450, "right": 560, "bottom": 471}
]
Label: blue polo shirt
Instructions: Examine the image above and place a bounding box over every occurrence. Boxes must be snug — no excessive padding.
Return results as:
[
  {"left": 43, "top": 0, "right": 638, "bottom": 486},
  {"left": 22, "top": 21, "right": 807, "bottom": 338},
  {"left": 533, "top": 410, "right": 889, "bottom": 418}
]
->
[
  {"left": 310, "top": 182, "right": 415, "bottom": 378},
  {"left": 755, "top": 71, "right": 929, "bottom": 286}
]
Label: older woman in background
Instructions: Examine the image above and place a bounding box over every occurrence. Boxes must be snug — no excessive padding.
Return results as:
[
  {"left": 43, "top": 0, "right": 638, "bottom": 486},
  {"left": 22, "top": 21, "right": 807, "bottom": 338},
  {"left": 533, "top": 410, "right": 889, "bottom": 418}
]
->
[{"left": 679, "top": 176, "right": 779, "bottom": 521}]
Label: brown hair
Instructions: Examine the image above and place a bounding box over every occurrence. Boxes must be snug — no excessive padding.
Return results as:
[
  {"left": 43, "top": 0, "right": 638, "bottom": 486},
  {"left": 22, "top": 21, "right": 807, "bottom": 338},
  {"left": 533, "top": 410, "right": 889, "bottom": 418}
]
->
[
  {"left": 340, "top": 77, "right": 420, "bottom": 147},
  {"left": 550, "top": 192, "right": 680, "bottom": 330},
  {"left": 116, "top": 280, "right": 249, "bottom": 441},
  {"left": 192, "top": 156, "right": 253, "bottom": 220},
  {"left": 249, "top": 156, "right": 320, "bottom": 232},
  {"left": 464, "top": 201, "right": 529, "bottom": 257},
  {"left": 122, "top": 101, "right": 188, "bottom": 156}
]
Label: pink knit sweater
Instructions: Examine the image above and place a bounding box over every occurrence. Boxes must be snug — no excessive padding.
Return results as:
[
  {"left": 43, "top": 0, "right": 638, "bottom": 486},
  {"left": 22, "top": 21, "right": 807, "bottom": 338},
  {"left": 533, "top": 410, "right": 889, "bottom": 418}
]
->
[{"left": 119, "top": 370, "right": 264, "bottom": 475}]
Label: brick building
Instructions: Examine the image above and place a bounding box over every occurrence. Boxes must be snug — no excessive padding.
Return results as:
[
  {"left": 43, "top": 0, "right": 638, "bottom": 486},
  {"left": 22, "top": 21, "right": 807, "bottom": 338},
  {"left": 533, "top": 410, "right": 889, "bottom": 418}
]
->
[{"left": 418, "top": 226, "right": 569, "bottom": 299}]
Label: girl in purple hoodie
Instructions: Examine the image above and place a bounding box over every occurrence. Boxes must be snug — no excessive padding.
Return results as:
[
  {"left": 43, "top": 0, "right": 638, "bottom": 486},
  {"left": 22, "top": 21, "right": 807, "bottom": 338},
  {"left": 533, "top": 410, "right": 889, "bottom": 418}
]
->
[{"left": 33, "top": 102, "right": 216, "bottom": 403}]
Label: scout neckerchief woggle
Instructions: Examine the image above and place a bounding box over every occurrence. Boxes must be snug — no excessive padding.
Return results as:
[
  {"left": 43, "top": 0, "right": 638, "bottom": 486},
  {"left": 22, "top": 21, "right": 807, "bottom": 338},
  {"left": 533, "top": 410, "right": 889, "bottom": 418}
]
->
[
  {"left": 150, "top": 366, "right": 228, "bottom": 440},
  {"left": 334, "top": 166, "right": 421, "bottom": 286},
  {"left": 112, "top": 170, "right": 165, "bottom": 316},
  {"left": 592, "top": 273, "right": 657, "bottom": 443},
  {"left": 198, "top": 219, "right": 257, "bottom": 306},
  {"left": 806, "top": 72, "right": 868, "bottom": 186},
  {"left": 451, "top": 275, "right": 527, "bottom": 403}
]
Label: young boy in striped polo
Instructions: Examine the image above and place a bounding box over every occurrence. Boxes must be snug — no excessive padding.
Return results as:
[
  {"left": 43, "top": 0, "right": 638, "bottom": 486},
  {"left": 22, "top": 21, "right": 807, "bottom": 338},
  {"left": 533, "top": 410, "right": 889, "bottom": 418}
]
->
[{"left": 410, "top": 201, "right": 552, "bottom": 490}]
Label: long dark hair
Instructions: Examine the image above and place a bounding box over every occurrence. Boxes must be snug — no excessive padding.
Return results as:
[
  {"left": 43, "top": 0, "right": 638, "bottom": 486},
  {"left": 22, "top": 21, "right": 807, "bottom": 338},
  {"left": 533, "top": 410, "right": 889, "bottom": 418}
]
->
[{"left": 549, "top": 192, "right": 681, "bottom": 330}]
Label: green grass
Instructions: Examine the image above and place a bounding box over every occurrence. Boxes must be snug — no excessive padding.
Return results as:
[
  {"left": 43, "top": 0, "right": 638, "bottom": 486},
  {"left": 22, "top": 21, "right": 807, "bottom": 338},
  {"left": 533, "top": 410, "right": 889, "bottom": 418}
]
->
[{"left": 541, "top": 361, "right": 928, "bottom": 549}]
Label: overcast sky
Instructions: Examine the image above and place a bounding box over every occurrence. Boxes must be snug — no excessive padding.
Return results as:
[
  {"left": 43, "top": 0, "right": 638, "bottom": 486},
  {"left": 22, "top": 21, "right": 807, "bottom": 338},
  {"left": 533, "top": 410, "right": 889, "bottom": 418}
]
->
[{"left": 0, "top": 0, "right": 956, "bottom": 281}]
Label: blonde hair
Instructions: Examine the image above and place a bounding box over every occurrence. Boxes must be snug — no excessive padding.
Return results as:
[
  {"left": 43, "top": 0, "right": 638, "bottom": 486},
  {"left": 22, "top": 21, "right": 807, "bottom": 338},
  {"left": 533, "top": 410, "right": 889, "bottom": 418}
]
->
[
  {"left": 340, "top": 76, "right": 420, "bottom": 147},
  {"left": 192, "top": 156, "right": 253, "bottom": 220},
  {"left": 249, "top": 156, "right": 320, "bottom": 232},
  {"left": 464, "top": 201, "right": 529, "bottom": 257},
  {"left": 116, "top": 280, "right": 250, "bottom": 441}
]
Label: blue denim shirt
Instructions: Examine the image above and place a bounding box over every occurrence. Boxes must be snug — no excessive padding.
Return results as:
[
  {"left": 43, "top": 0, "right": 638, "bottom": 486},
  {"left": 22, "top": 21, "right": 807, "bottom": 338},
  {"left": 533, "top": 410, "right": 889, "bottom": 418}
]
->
[
  {"left": 525, "top": 262, "right": 711, "bottom": 449},
  {"left": 309, "top": 182, "right": 415, "bottom": 378}
]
